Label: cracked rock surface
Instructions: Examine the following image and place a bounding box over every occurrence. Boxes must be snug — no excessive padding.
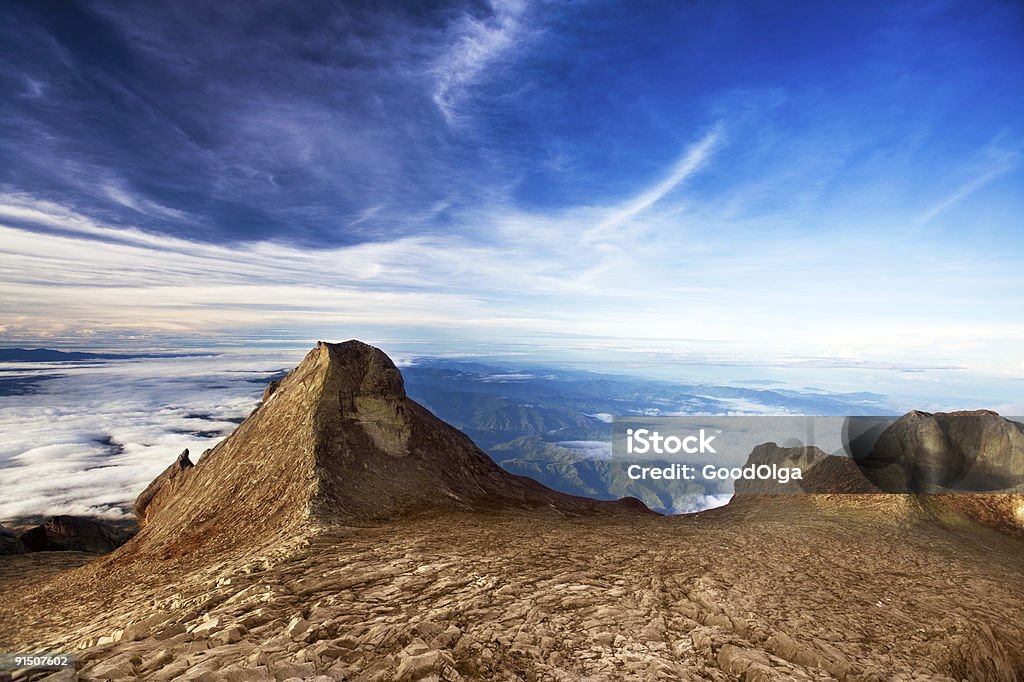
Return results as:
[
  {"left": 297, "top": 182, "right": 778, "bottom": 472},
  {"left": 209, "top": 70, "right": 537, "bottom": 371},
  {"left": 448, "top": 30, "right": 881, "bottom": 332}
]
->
[
  {"left": 2, "top": 498, "right": 1022, "bottom": 681},
  {"left": 2, "top": 342, "right": 1022, "bottom": 680}
]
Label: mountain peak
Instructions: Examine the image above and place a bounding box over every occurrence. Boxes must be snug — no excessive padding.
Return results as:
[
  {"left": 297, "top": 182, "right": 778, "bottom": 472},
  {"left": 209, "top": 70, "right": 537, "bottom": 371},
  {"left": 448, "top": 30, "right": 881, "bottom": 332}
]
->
[
  {"left": 315, "top": 339, "right": 406, "bottom": 401},
  {"left": 126, "top": 341, "right": 635, "bottom": 560}
]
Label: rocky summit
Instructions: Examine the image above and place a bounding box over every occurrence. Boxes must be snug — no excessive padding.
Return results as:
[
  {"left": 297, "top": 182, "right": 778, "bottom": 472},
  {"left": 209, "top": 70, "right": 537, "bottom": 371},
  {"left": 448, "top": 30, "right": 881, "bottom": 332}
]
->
[
  {"left": 120, "top": 341, "right": 619, "bottom": 561},
  {"left": 862, "top": 409, "right": 1024, "bottom": 493},
  {"left": 1, "top": 341, "right": 1023, "bottom": 681}
]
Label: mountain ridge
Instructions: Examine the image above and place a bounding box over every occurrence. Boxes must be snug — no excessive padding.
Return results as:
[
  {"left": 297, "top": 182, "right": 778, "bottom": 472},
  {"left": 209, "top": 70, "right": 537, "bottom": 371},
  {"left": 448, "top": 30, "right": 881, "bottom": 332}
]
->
[
  {"left": 121, "top": 340, "right": 648, "bottom": 561},
  {"left": 2, "top": 342, "right": 1023, "bottom": 680}
]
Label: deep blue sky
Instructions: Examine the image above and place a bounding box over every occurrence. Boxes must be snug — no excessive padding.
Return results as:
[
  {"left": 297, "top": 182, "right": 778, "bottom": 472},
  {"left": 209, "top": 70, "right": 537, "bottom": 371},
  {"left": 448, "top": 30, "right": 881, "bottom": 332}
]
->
[
  {"left": 1, "top": 0, "right": 1023, "bottom": 405},
  {"left": 4, "top": 1, "right": 1021, "bottom": 244}
]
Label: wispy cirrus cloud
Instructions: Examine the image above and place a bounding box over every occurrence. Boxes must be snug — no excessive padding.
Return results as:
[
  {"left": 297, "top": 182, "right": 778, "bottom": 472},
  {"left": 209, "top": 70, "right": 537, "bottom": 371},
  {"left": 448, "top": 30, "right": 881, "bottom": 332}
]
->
[
  {"left": 0, "top": 1, "right": 1022, "bottom": 396},
  {"left": 432, "top": 0, "right": 531, "bottom": 125},
  {"left": 917, "top": 139, "right": 1020, "bottom": 225},
  {"left": 585, "top": 129, "right": 721, "bottom": 242},
  {"left": 2, "top": 141, "right": 1023, "bottom": 388}
]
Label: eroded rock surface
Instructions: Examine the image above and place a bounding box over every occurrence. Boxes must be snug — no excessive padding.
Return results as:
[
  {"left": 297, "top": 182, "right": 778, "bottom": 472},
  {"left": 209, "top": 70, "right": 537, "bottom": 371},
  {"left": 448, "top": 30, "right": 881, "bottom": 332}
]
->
[
  {"left": 864, "top": 409, "right": 1024, "bottom": 493},
  {"left": 2, "top": 503, "right": 1022, "bottom": 681},
  {"left": 134, "top": 449, "right": 194, "bottom": 528},
  {"left": 1, "top": 342, "right": 1022, "bottom": 681},
  {"left": 120, "top": 341, "right": 618, "bottom": 564}
]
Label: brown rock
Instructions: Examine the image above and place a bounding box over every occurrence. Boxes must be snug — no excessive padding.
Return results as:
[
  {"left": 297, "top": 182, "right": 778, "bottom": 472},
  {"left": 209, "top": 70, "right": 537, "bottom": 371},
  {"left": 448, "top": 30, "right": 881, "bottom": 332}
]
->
[
  {"left": 6, "top": 343, "right": 1023, "bottom": 682},
  {"left": 284, "top": 616, "right": 312, "bottom": 641},
  {"left": 124, "top": 340, "right": 642, "bottom": 561},
  {"left": 134, "top": 448, "right": 194, "bottom": 527},
  {"left": 394, "top": 650, "right": 443, "bottom": 681},
  {"left": 84, "top": 657, "right": 135, "bottom": 680}
]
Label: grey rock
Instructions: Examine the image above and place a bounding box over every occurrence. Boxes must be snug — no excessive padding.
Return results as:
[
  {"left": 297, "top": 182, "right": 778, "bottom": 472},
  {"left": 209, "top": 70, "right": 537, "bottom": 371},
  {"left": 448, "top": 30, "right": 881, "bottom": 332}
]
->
[
  {"left": 733, "top": 444, "right": 828, "bottom": 495},
  {"left": 865, "top": 410, "right": 1024, "bottom": 492}
]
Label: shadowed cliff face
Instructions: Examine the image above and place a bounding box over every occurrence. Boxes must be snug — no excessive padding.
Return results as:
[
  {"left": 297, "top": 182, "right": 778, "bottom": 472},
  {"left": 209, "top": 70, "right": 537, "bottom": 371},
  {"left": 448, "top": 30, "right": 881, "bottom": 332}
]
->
[
  {"left": 310, "top": 342, "right": 622, "bottom": 522},
  {"left": 0, "top": 523, "right": 24, "bottom": 555}
]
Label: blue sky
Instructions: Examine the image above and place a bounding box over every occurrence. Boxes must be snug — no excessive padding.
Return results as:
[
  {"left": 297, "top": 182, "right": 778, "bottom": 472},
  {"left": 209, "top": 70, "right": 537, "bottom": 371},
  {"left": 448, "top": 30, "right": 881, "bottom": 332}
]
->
[{"left": 1, "top": 0, "right": 1022, "bottom": 401}]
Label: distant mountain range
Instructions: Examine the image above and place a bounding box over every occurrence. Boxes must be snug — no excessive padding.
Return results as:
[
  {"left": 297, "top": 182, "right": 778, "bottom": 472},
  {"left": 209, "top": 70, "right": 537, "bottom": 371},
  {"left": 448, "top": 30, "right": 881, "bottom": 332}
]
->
[
  {"left": 401, "top": 359, "right": 889, "bottom": 513},
  {"left": 0, "top": 348, "right": 207, "bottom": 362}
]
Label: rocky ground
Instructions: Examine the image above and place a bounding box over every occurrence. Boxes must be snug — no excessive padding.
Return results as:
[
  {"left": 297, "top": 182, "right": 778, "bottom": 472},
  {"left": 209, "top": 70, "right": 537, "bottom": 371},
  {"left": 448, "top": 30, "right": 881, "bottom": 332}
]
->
[
  {"left": 2, "top": 496, "right": 1022, "bottom": 682},
  {"left": 4, "top": 344, "right": 1022, "bottom": 680}
]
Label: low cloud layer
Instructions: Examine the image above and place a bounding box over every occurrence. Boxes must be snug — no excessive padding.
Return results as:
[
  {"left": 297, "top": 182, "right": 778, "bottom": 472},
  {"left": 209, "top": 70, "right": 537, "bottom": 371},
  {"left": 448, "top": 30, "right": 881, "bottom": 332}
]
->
[{"left": 0, "top": 353, "right": 297, "bottom": 521}]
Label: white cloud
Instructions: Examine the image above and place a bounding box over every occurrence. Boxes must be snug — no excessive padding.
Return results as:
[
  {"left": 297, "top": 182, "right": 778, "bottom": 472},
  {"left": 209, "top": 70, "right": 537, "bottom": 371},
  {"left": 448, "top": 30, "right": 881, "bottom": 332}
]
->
[
  {"left": 672, "top": 493, "right": 733, "bottom": 514},
  {"left": 1, "top": 121, "right": 1023, "bottom": 386},
  {"left": 0, "top": 354, "right": 295, "bottom": 521},
  {"left": 101, "top": 182, "right": 191, "bottom": 221},
  {"left": 585, "top": 129, "right": 720, "bottom": 242},
  {"left": 917, "top": 139, "right": 1019, "bottom": 224},
  {"left": 433, "top": 0, "right": 530, "bottom": 125},
  {"left": 556, "top": 440, "right": 612, "bottom": 460}
]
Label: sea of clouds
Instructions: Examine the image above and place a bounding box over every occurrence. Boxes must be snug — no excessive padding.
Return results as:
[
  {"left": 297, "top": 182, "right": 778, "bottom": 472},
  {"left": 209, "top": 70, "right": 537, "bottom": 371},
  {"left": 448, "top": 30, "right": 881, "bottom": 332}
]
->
[
  {"left": 0, "top": 352, "right": 299, "bottom": 521},
  {"left": 3, "top": 349, "right": 955, "bottom": 522}
]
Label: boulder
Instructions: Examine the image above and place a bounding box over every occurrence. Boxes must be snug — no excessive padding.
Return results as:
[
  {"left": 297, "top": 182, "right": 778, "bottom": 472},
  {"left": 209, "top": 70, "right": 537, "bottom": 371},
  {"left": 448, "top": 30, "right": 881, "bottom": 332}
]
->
[{"left": 862, "top": 410, "right": 1024, "bottom": 493}]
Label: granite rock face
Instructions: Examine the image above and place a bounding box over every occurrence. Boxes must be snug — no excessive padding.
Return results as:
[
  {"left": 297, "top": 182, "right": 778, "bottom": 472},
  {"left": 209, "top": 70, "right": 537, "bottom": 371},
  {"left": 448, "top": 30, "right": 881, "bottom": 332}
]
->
[
  {"left": 134, "top": 449, "right": 194, "bottom": 528},
  {"left": 863, "top": 409, "right": 1024, "bottom": 493},
  {"left": 731, "top": 413, "right": 1024, "bottom": 535},
  {"left": 853, "top": 410, "right": 1024, "bottom": 538},
  {"left": 122, "top": 340, "right": 630, "bottom": 561},
  {"left": 733, "top": 444, "right": 828, "bottom": 495},
  {"left": 4, "top": 506, "right": 1023, "bottom": 681},
  {"left": 733, "top": 444, "right": 884, "bottom": 496},
  {"left": 2, "top": 343, "right": 1022, "bottom": 681}
]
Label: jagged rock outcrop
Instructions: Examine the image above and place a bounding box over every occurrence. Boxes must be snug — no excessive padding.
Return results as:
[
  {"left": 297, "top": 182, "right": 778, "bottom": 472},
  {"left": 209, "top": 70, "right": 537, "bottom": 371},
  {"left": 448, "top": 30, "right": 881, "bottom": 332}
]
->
[
  {"left": 133, "top": 449, "right": 194, "bottom": 528},
  {"left": 730, "top": 411, "right": 1024, "bottom": 538},
  {"left": 854, "top": 410, "right": 1024, "bottom": 539},
  {"left": 261, "top": 378, "right": 282, "bottom": 402},
  {"left": 732, "top": 443, "right": 828, "bottom": 494},
  {"left": 861, "top": 409, "right": 1024, "bottom": 493},
  {"left": 125, "top": 341, "right": 634, "bottom": 559},
  {"left": 0, "top": 523, "right": 25, "bottom": 555},
  {"left": 19, "top": 516, "right": 131, "bottom": 554}
]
